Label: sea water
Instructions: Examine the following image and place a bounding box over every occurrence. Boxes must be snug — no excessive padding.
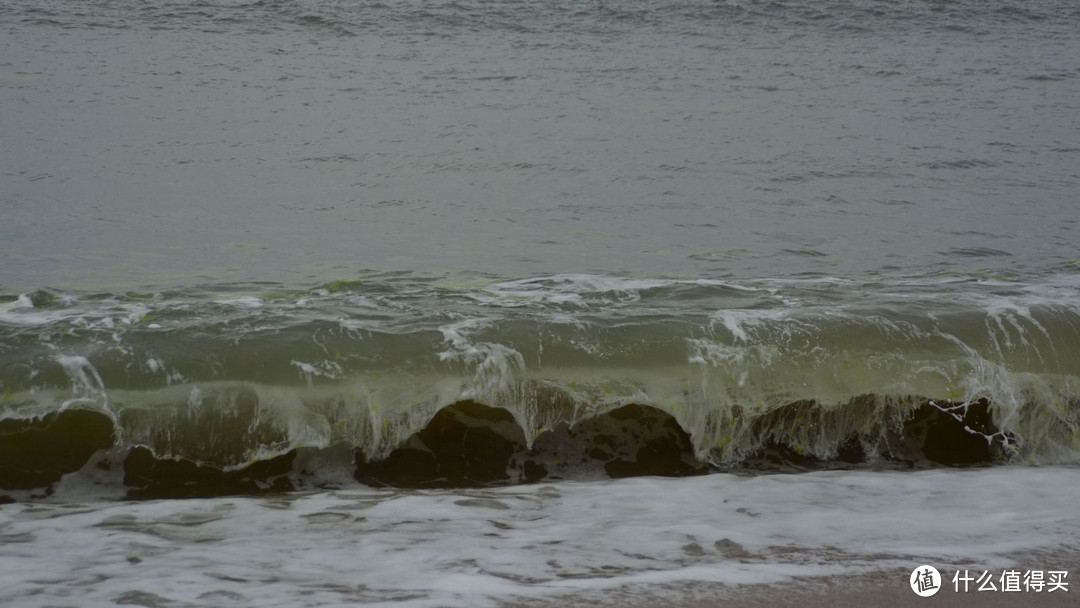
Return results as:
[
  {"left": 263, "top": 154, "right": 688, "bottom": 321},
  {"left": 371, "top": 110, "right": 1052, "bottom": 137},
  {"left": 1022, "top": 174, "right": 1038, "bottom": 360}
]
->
[{"left": 2, "top": 0, "right": 1079, "bottom": 606}]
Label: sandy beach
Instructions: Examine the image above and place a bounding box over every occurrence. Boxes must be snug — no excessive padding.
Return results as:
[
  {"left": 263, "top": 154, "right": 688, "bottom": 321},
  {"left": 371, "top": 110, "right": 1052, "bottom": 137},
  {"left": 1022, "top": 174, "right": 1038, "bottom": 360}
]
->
[{"left": 504, "top": 561, "right": 1080, "bottom": 608}]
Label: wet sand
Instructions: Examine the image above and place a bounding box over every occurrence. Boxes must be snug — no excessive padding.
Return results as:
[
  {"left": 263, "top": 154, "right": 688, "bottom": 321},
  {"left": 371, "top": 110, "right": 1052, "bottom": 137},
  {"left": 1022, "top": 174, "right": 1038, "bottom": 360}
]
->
[
  {"left": 503, "top": 551, "right": 1080, "bottom": 608},
  {"left": 704, "top": 570, "right": 1077, "bottom": 608},
  {"left": 505, "top": 573, "right": 1077, "bottom": 608}
]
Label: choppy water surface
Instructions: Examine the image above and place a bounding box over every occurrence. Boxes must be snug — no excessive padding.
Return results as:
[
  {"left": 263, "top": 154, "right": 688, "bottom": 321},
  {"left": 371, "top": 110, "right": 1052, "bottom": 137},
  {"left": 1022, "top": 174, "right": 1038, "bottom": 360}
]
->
[
  {"left": 2, "top": 0, "right": 1080, "bottom": 606},
  {"left": 2, "top": 0, "right": 1078, "bottom": 286}
]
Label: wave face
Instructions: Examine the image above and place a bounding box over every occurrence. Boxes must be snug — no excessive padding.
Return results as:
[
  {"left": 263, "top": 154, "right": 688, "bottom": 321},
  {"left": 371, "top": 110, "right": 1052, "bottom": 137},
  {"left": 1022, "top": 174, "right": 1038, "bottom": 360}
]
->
[{"left": 2, "top": 273, "right": 1078, "bottom": 498}]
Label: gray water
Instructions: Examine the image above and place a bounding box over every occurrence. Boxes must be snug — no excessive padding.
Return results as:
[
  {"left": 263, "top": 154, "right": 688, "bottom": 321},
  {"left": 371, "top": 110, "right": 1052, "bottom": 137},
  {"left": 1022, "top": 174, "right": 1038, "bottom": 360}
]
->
[
  {"left": 4, "top": 0, "right": 1080, "bottom": 474},
  {"left": 3, "top": 3, "right": 1080, "bottom": 607},
  {"left": 3, "top": 0, "right": 1078, "bottom": 289}
]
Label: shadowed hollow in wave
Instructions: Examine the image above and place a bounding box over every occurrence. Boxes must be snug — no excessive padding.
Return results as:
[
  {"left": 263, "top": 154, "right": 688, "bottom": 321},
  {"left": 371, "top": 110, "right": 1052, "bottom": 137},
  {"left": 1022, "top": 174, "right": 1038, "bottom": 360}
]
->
[{"left": 0, "top": 398, "right": 1014, "bottom": 500}]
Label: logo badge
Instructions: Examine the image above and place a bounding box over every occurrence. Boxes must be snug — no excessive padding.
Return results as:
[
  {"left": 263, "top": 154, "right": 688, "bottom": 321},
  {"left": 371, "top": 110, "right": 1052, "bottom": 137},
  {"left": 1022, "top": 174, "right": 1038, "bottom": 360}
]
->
[{"left": 911, "top": 565, "right": 942, "bottom": 597}]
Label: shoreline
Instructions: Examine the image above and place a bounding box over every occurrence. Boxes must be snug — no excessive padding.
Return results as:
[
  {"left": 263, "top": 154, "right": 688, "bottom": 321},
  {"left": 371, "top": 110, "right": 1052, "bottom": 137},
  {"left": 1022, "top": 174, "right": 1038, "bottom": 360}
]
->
[
  {"left": 501, "top": 549, "right": 1080, "bottom": 608},
  {"left": 503, "top": 570, "right": 1079, "bottom": 608}
]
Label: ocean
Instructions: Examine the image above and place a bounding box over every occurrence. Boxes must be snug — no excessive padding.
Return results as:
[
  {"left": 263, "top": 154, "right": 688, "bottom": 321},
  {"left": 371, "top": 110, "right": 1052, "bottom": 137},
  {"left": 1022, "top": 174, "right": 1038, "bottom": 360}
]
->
[{"left": 2, "top": 0, "right": 1079, "bottom": 606}]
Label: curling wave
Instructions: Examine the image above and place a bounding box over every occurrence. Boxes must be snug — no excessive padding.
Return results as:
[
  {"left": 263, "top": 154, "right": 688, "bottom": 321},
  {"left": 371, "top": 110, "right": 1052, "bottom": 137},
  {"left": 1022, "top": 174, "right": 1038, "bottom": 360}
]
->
[{"left": 1, "top": 273, "right": 1078, "bottom": 498}]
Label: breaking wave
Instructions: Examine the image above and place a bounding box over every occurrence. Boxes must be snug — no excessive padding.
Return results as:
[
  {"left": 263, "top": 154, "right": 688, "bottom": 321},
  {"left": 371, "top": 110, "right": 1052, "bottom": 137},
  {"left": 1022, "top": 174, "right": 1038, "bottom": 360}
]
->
[{"left": 1, "top": 273, "right": 1079, "bottom": 498}]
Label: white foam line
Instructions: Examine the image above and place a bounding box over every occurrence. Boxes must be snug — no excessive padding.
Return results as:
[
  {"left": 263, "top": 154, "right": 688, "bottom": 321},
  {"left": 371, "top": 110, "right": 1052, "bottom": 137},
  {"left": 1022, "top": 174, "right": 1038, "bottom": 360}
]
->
[{"left": 2, "top": 468, "right": 1078, "bottom": 607}]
